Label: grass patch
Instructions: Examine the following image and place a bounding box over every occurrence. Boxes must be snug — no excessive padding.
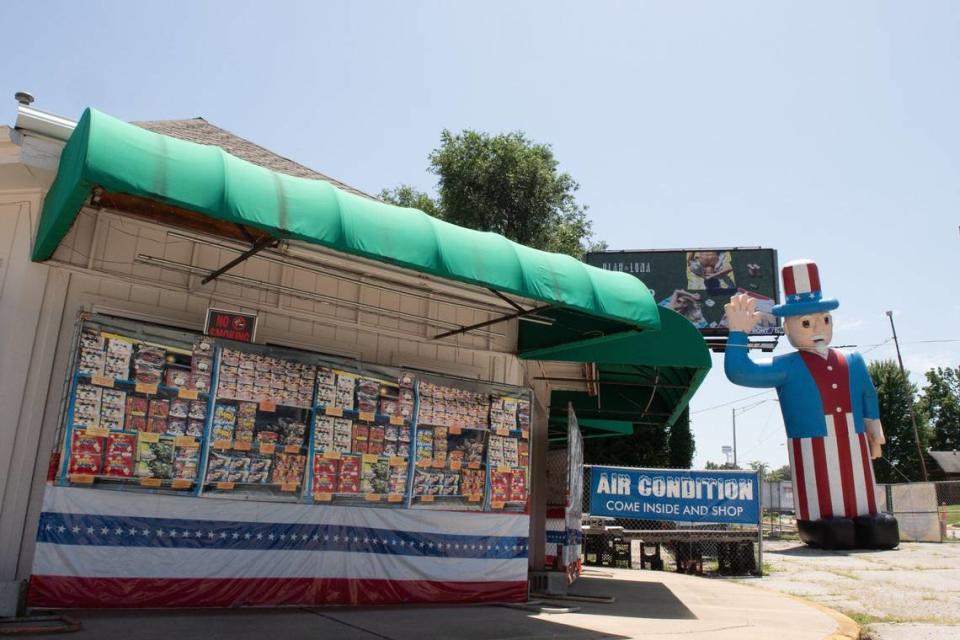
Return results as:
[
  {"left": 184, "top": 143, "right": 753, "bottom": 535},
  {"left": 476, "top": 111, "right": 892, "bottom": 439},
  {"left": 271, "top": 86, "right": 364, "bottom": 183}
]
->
[
  {"left": 942, "top": 504, "right": 960, "bottom": 526},
  {"left": 761, "top": 562, "right": 778, "bottom": 575},
  {"left": 846, "top": 612, "right": 903, "bottom": 626}
]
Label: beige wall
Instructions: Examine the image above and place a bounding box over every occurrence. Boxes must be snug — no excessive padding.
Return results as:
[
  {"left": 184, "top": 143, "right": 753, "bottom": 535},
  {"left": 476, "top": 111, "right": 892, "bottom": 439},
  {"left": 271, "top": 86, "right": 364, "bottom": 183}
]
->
[
  {"left": 0, "top": 121, "right": 578, "bottom": 582},
  {"left": 2, "top": 201, "right": 564, "bottom": 578}
]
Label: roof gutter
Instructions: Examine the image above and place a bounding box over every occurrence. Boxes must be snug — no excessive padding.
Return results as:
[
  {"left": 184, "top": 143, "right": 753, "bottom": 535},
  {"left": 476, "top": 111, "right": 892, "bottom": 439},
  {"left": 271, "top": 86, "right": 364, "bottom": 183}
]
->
[{"left": 15, "top": 104, "right": 76, "bottom": 141}]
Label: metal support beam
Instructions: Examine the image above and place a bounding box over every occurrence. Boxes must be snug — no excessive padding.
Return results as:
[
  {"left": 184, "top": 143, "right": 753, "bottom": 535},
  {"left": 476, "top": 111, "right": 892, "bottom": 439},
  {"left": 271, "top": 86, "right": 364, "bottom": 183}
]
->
[
  {"left": 201, "top": 233, "right": 278, "bottom": 284},
  {"left": 532, "top": 376, "right": 690, "bottom": 390},
  {"left": 547, "top": 408, "right": 673, "bottom": 419},
  {"left": 432, "top": 304, "right": 552, "bottom": 340},
  {"left": 488, "top": 288, "right": 526, "bottom": 312}
]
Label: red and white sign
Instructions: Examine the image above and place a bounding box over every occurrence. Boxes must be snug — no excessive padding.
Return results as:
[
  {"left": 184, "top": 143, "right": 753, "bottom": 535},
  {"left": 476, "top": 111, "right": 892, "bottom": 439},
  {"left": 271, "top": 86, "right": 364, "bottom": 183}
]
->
[{"left": 204, "top": 308, "right": 257, "bottom": 343}]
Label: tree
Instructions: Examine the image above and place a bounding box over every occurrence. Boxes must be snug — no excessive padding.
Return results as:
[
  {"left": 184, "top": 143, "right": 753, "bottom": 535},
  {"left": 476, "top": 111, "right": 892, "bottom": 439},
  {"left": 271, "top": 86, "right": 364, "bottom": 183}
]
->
[
  {"left": 749, "top": 460, "right": 769, "bottom": 477},
  {"left": 766, "top": 464, "right": 791, "bottom": 481},
  {"left": 582, "top": 411, "right": 697, "bottom": 469},
  {"left": 583, "top": 424, "right": 670, "bottom": 468},
  {"left": 918, "top": 366, "right": 960, "bottom": 452},
  {"left": 705, "top": 461, "right": 740, "bottom": 470},
  {"left": 667, "top": 409, "right": 695, "bottom": 468},
  {"left": 377, "top": 185, "right": 442, "bottom": 219},
  {"left": 380, "top": 130, "right": 603, "bottom": 258},
  {"left": 869, "top": 360, "right": 932, "bottom": 483}
]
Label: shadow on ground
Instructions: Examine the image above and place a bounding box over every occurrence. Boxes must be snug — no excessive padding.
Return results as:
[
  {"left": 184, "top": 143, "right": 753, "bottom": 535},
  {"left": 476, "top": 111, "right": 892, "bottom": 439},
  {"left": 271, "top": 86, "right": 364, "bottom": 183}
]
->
[
  {"left": 766, "top": 544, "right": 894, "bottom": 558},
  {"left": 24, "top": 575, "right": 696, "bottom": 640}
]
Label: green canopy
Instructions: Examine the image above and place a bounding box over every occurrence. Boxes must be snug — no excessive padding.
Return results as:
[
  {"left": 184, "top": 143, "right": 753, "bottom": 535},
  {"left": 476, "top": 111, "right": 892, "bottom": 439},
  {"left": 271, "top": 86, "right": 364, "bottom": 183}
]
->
[
  {"left": 33, "top": 108, "right": 660, "bottom": 333},
  {"left": 524, "top": 307, "right": 711, "bottom": 433},
  {"left": 32, "top": 107, "right": 711, "bottom": 431}
]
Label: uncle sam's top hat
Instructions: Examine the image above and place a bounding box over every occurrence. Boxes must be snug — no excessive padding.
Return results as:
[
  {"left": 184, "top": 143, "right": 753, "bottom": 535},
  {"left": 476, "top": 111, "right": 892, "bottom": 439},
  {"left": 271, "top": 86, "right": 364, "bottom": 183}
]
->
[{"left": 772, "top": 259, "right": 839, "bottom": 317}]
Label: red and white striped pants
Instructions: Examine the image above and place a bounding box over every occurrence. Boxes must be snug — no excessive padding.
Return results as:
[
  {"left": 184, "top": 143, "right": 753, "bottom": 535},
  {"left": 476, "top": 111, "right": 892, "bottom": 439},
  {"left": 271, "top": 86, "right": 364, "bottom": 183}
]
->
[{"left": 788, "top": 413, "right": 878, "bottom": 520}]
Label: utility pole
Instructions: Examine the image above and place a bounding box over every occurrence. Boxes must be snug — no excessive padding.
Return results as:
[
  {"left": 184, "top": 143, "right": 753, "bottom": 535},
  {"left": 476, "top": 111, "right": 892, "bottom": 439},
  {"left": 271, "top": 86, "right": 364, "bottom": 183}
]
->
[
  {"left": 885, "top": 310, "right": 928, "bottom": 482},
  {"left": 731, "top": 408, "right": 737, "bottom": 468}
]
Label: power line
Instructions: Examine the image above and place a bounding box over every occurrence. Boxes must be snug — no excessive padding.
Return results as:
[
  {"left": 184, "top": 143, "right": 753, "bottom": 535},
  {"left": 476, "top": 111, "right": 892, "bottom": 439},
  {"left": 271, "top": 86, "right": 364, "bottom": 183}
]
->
[{"left": 691, "top": 390, "right": 776, "bottom": 415}]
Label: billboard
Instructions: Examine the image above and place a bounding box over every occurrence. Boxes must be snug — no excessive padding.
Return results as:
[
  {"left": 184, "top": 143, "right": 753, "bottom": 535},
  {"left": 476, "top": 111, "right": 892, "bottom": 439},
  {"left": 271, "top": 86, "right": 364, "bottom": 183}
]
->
[
  {"left": 584, "top": 248, "right": 781, "bottom": 336},
  {"left": 589, "top": 466, "right": 760, "bottom": 525}
]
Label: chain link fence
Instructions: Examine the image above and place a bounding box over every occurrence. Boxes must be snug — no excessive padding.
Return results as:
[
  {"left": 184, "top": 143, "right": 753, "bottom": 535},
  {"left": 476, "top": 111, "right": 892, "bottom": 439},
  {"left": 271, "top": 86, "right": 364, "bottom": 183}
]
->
[
  {"left": 935, "top": 481, "right": 960, "bottom": 540},
  {"left": 578, "top": 465, "right": 762, "bottom": 576},
  {"left": 876, "top": 479, "right": 960, "bottom": 542}
]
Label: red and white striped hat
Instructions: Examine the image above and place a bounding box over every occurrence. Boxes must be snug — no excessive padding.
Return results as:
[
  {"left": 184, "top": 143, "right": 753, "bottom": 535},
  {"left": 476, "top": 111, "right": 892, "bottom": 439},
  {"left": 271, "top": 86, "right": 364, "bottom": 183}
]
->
[{"left": 772, "top": 259, "right": 839, "bottom": 317}]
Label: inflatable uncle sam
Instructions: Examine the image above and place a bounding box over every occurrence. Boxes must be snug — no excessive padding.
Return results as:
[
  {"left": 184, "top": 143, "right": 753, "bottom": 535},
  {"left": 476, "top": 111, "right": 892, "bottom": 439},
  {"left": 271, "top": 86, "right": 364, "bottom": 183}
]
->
[{"left": 724, "top": 259, "right": 899, "bottom": 549}]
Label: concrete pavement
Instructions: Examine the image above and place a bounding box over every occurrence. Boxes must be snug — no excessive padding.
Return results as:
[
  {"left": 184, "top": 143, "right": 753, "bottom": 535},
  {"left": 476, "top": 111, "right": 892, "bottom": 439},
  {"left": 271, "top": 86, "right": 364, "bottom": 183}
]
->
[
  {"left": 757, "top": 540, "right": 960, "bottom": 640},
  {"left": 21, "top": 568, "right": 853, "bottom": 639}
]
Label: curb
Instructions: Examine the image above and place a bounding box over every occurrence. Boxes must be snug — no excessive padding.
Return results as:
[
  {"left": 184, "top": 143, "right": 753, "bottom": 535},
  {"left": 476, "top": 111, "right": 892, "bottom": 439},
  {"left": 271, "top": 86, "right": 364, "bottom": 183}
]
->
[
  {"left": 733, "top": 579, "right": 860, "bottom": 640},
  {"left": 780, "top": 593, "right": 861, "bottom": 640}
]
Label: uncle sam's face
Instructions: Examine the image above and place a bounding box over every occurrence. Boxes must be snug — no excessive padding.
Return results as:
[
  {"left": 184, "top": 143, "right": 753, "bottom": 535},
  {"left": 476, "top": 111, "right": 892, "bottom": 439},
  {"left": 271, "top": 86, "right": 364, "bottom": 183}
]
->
[{"left": 784, "top": 312, "right": 833, "bottom": 354}]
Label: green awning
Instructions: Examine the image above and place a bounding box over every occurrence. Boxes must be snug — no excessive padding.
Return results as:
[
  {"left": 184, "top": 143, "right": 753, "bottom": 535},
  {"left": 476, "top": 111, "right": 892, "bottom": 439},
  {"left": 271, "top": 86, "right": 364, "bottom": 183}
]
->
[
  {"left": 33, "top": 108, "right": 661, "bottom": 333},
  {"left": 525, "top": 307, "right": 712, "bottom": 433},
  {"left": 32, "top": 107, "right": 711, "bottom": 430}
]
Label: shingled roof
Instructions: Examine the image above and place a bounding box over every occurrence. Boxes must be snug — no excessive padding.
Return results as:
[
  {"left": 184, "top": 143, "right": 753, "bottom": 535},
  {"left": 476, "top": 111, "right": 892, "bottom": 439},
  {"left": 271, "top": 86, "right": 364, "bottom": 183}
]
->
[
  {"left": 929, "top": 450, "right": 960, "bottom": 475},
  {"left": 134, "top": 117, "right": 376, "bottom": 200}
]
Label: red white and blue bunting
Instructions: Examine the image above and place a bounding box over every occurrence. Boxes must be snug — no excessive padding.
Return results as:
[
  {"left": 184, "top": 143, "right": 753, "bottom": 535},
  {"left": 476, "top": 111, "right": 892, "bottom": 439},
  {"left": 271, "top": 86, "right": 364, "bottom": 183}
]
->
[{"left": 29, "top": 487, "right": 529, "bottom": 608}]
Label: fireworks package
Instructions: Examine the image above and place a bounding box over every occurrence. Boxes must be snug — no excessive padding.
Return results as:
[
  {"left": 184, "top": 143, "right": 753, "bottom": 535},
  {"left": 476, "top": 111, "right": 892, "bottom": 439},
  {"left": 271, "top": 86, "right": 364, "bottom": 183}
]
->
[
  {"left": 103, "top": 433, "right": 135, "bottom": 477},
  {"left": 136, "top": 438, "right": 174, "bottom": 479},
  {"left": 77, "top": 329, "right": 105, "bottom": 375},
  {"left": 133, "top": 345, "right": 165, "bottom": 385},
  {"left": 190, "top": 336, "right": 214, "bottom": 393},
  {"left": 313, "top": 456, "right": 339, "bottom": 497},
  {"left": 460, "top": 468, "right": 485, "bottom": 497},
  {"left": 272, "top": 453, "right": 305, "bottom": 486},
  {"left": 351, "top": 424, "right": 369, "bottom": 454},
  {"left": 490, "top": 469, "right": 511, "bottom": 502},
  {"left": 205, "top": 451, "right": 232, "bottom": 483},
  {"left": 361, "top": 458, "right": 390, "bottom": 495},
  {"left": 173, "top": 445, "right": 200, "bottom": 481},
  {"left": 356, "top": 378, "right": 379, "bottom": 414},
  {"left": 509, "top": 468, "right": 527, "bottom": 502},
  {"left": 104, "top": 337, "right": 133, "bottom": 380},
  {"left": 73, "top": 383, "right": 102, "bottom": 429},
  {"left": 164, "top": 366, "right": 191, "bottom": 388},
  {"left": 314, "top": 415, "right": 335, "bottom": 450},
  {"left": 69, "top": 430, "right": 104, "bottom": 475},
  {"left": 247, "top": 456, "right": 273, "bottom": 484},
  {"left": 337, "top": 454, "right": 361, "bottom": 493},
  {"left": 211, "top": 403, "right": 237, "bottom": 441},
  {"left": 388, "top": 462, "right": 408, "bottom": 495}
]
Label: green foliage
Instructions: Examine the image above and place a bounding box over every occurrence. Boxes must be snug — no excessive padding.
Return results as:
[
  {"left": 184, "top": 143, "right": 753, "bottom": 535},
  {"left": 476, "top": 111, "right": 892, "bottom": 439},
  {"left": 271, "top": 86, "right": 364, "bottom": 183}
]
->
[
  {"left": 765, "top": 464, "right": 792, "bottom": 481},
  {"left": 869, "top": 360, "right": 932, "bottom": 483},
  {"left": 667, "top": 409, "right": 695, "bottom": 468},
  {"left": 704, "top": 460, "right": 741, "bottom": 470},
  {"left": 380, "top": 130, "right": 602, "bottom": 258},
  {"left": 377, "top": 185, "right": 442, "bottom": 219},
  {"left": 749, "top": 460, "right": 769, "bottom": 476},
  {"left": 583, "top": 424, "right": 670, "bottom": 468},
  {"left": 583, "top": 410, "right": 695, "bottom": 468},
  {"left": 918, "top": 366, "right": 960, "bottom": 452}
]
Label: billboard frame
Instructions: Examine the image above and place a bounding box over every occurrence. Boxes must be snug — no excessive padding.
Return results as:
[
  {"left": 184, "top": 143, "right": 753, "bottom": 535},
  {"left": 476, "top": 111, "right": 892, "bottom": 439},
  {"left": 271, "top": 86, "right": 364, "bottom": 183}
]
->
[{"left": 583, "top": 246, "right": 783, "bottom": 350}]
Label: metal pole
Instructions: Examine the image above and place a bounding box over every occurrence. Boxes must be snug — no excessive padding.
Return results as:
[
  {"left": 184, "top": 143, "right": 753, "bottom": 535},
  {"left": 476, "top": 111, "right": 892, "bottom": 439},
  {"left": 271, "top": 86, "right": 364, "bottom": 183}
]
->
[
  {"left": 732, "top": 408, "right": 738, "bottom": 468},
  {"left": 885, "top": 310, "right": 928, "bottom": 482},
  {"left": 757, "top": 468, "right": 763, "bottom": 577}
]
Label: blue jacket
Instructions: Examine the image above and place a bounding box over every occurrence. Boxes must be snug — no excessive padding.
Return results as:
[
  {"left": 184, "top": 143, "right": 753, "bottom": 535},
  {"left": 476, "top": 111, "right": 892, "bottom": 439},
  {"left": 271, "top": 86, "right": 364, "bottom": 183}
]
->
[{"left": 724, "top": 331, "right": 880, "bottom": 439}]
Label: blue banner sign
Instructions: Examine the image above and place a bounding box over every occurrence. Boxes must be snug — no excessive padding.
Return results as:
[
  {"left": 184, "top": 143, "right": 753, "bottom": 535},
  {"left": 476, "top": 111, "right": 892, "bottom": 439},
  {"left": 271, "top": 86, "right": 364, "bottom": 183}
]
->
[{"left": 589, "top": 466, "right": 759, "bottom": 525}]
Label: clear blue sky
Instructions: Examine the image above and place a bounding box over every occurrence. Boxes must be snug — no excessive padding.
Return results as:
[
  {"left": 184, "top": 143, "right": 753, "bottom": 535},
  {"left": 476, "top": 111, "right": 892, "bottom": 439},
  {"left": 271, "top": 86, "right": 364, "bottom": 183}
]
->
[{"left": 5, "top": 1, "right": 958, "bottom": 469}]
